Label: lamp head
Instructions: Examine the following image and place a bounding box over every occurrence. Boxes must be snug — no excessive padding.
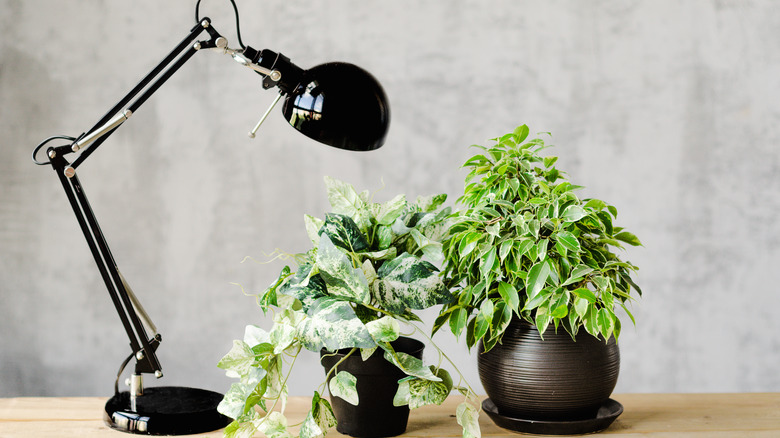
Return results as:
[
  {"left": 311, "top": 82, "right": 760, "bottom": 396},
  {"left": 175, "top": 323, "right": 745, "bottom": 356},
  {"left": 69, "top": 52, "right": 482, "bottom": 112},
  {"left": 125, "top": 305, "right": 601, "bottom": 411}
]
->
[{"left": 281, "top": 62, "right": 390, "bottom": 151}]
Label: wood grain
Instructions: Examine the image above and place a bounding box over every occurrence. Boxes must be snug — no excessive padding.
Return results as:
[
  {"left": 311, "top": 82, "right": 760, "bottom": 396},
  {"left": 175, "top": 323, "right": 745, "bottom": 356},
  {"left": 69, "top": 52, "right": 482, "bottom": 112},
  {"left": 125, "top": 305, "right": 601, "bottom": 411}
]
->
[{"left": 1, "top": 394, "right": 778, "bottom": 437}]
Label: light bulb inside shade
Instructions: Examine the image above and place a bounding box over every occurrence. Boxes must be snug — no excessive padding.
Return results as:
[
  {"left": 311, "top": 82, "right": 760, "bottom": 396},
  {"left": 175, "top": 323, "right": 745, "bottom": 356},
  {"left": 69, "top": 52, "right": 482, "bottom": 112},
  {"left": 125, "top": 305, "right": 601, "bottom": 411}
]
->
[{"left": 282, "top": 62, "right": 390, "bottom": 151}]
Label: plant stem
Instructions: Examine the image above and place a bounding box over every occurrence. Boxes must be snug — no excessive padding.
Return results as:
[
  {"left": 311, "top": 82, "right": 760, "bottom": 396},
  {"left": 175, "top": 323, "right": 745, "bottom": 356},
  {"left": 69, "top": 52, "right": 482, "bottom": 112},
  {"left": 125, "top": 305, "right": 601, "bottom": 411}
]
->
[{"left": 319, "top": 347, "right": 358, "bottom": 392}]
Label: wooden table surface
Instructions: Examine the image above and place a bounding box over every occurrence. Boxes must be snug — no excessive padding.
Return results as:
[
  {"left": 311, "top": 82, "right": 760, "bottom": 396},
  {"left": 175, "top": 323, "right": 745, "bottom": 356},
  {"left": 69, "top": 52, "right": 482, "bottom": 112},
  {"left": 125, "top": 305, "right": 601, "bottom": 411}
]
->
[{"left": 1, "top": 393, "right": 779, "bottom": 437}]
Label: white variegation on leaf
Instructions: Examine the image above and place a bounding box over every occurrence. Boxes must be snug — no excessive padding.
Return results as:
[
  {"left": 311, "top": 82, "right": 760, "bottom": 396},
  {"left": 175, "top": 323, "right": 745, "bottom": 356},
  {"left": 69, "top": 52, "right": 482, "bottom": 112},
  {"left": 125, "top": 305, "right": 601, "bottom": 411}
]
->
[
  {"left": 410, "top": 228, "right": 444, "bottom": 261},
  {"left": 383, "top": 349, "right": 441, "bottom": 382},
  {"left": 256, "top": 412, "right": 293, "bottom": 438},
  {"left": 218, "top": 340, "right": 256, "bottom": 377},
  {"left": 393, "top": 367, "right": 453, "bottom": 409},
  {"left": 304, "top": 214, "right": 325, "bottom": 245},
  {"left": 316, "top": 234, "right": 370, "bottom": 304},
  {"left": 323, "top": 176, "right": 371, "bottom": 232},
  {"left": 360, "top": 346, "right": 377, "bottom": 361},
  {"left": 375, "top": 194, "right": 407, "bottom": 225},
  {"left": 301, "top": 298, "right": 375, "bottom": 351},
  {"left": 243, "top": 325, "right": 270, "bottom": 348},
  {"left": 416, "top": 193, "right": 447, "bottom": 212},
  {"left": 300, "top": 391, "right": 337, "bottom": 438},
  {"left": 270, "top": 323, "right": 297, "bottom": 354},
  {"left": 365, "top": 316, "right": 400, "bottom": 343},
  {"left": 373, "top": 253, "right": 451, "bottom": 313},
  {"left": 456, "top": 401, "right": 482, "bottom": 438},
  {"left": 328, "top": 371, "right": 359, "bottom": 406}
]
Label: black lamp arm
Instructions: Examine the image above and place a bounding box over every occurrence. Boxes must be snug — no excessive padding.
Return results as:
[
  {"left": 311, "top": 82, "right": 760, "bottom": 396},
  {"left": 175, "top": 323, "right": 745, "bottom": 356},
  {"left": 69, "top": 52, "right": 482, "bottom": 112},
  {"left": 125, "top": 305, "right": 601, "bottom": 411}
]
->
[{"left": 40, "top": 19, "right": 231, "bottom": 379}]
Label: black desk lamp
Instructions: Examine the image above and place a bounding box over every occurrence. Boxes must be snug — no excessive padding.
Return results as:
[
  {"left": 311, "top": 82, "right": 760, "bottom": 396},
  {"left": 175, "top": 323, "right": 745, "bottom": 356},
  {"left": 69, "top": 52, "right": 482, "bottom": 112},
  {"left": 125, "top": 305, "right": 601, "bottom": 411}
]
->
[{"left": 31, "top": 1, "right": 389, "bottom": 435}]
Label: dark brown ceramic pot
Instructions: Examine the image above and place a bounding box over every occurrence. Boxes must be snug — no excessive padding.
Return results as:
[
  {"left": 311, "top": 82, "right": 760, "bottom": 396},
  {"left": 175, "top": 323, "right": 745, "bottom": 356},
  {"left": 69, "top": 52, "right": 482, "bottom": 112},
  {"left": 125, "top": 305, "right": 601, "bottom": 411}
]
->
[
  {"left": 320, "top": 337, "right": 424, "bottom": 437},
  {"left": 478, "top": 316, "right": 619, "bottom": 421}
]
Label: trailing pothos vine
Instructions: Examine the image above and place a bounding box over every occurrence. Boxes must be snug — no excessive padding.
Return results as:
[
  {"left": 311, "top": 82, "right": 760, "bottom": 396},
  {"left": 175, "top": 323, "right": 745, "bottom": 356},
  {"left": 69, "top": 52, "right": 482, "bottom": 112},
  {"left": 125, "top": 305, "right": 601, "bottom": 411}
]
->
[
  {"left": 435, "top": 125, "right": 642, "bottom": 351},
  {"left": 217, "top": 177, "right": 482, "bottom": 438}
]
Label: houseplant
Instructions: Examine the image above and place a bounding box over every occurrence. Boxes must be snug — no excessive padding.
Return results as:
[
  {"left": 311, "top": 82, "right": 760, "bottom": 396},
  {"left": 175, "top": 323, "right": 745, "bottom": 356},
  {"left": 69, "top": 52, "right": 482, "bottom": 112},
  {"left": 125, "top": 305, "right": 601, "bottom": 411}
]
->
[
  {"left": 217, "top": 176, "right": 482, "bottom": 438},
  {"left": 434, "top": 125, "right": 642, "bottom": 433}
]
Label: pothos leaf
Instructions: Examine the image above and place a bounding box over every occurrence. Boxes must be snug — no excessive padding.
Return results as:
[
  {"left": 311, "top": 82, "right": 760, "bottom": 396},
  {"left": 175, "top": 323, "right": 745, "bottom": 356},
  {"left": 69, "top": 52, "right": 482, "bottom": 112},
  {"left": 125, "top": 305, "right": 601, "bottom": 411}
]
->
[
  {"left": 373, "top": 253, "right": 452, "bottom": 313},
  {"left": 393, "top": 367, "right": 453, "bottom": 409},
  {"left": 366, "top": 316, "right": 401, "bottom": 343},
  {"left": 315, "top": 234, "right": 370, "bottom": 304},
  {"left": 300, "top": 298, "right": 375, "bottom": 352},
  {"left": 256, "top": 412, "right": 293, "bottom": 438},
  {"left": 218, "top": 340, "right": 256, "bottom": 377},
  {"left": 300, "top": 391, "right": 337, "bottom": 438},
  {"left": 319, "top": 213, "right": 369, "bottom": 253},
  {"left": 323, "top": 176, "right": 371, "bottom": 231},
  {"left": 456, "top": 401, "right": 482, "bottom": 438},
  {"left": 375, "top": 194, "right": 407, "bottom": 225},
  {"left": 382, "top": 349, "right": 442, "bottom": 382},
  {"left": 328, "top": 371, "right": 359, "bottom": 406}
]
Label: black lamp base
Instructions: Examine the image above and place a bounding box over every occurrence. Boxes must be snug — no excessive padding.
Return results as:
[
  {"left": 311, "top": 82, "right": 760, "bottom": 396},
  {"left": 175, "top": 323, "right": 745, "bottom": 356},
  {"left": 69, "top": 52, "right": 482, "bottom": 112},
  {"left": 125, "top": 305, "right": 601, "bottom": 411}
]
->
[{"left": 104, "top": 387, "right": 231, "bottom": 435}]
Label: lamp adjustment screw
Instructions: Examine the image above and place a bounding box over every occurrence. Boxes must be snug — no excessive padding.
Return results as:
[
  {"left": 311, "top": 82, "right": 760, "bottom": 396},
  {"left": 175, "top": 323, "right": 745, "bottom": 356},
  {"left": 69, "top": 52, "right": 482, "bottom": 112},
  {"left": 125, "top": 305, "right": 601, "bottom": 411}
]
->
[
  {"left": 193, "top": 42, "right": 201, "bottom": 50},
  {"left": 201, "top": 20, "right": 210, "bottom": 28},
  {"left": 215, "top": 37, "right": 227, "bottom": 49},
  {"left": 125, "top": 378, "right": 131, "bottom": 387},
  {"left": 135, "top": 351, "right": 145, "bottom": 360},
  {"left": 155, "top": 371, "right": 163, "bottom": 378},
  {"left": 269, "top": 70, "right": 282, "bottom": 82},
  {"left": 48, "top": 149, "right": 56, "bottom": 159},
  {"left": 64, "top": 166, "right": 76, "bottom": 178}
]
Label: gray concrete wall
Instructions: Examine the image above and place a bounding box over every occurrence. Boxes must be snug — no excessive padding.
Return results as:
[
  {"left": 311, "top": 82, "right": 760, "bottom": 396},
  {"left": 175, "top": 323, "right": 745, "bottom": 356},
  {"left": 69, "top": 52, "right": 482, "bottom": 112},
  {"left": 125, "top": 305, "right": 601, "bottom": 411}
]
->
[{"left": 2, "top": 0, "right": 778, "bottom": 397}]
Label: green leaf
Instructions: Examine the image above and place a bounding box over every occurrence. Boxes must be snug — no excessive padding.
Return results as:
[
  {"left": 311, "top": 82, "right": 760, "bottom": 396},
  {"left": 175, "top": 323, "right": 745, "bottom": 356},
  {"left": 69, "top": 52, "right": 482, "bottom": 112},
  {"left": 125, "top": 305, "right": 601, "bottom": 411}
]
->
[
  {"left": 535, "top": 306, "right": 552, "bottom": 336},
  {"left": 543, "top": 156, "right": 559, "bottom": 168},
  {"left": 456, "top": 401, "right": 482, "bottom": 438},
  {"left": 393, "top": 367, "right": 453, "bottom": 409},
  {"left": 584, "top": 199, "right": 607, "bottom": 211},
  {"left": 598, "top": 308, "right": 615, "bottom": 340},
  {"left": 571, "top": 287, "right": 598, "bottom": 303},
  {"left": 615, "top": 231, "right": 643, "bottom": 246},
  {"left": 449, "top": 307, "right": 468, "bottom": 337},
  {"left": 514, "top": 124, "right": 530, "bottom": 144},
  {"left": 497, "top": 281, "right": 520, "bottom": 311},
  {"left": 525, "top": 262, "right": 551, "bottom": 300},
  {"left": 329, "top": 371, "right": 359, "bottom": 406},
  {"left": 555, "top": 231, "right": 580, "bottom": 253},
  {"left": 223, "top": 417, "right": 258, "bottom": 438},
  {"left": 491, "top": 301, "right": 512, "bottom": 335},
  {"left": 561, "top": 205, "right": 587, "bottom": 222},
  {"left": 366, "top": 316, "right": 401, "bottom": 343},
  {"left": 480, "top": 247, "right": 498, "bottom": 279},
  {"left": 458, "top": 232, "right": 481, "bottom": 257},
  {"left": 498, "top": 240, "right": 513, "bottom": 261},
  {"left": 574, "top": 296, "right": 589, "bottom": 318}
]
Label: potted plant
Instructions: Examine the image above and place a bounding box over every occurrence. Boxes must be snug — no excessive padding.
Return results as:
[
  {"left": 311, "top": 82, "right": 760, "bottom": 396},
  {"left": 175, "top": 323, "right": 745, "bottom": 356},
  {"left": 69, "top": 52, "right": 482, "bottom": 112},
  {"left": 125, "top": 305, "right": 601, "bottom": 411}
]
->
[
  {"left": 217, "top": 177, "right": 482, "bottom": 438},
  {"left": 434, "top": 125, "right": 642, "bottom": 434}
]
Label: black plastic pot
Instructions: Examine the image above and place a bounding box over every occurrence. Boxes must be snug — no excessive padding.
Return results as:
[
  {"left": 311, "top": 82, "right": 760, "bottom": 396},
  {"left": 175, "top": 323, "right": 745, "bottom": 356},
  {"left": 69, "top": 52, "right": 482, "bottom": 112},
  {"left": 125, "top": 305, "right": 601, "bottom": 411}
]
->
[
  {"left": 320, "top": 337, "right": 424, "bottom": 437},
  {"left": 478, "top": 316, "right": 620, "bottom": 422}
]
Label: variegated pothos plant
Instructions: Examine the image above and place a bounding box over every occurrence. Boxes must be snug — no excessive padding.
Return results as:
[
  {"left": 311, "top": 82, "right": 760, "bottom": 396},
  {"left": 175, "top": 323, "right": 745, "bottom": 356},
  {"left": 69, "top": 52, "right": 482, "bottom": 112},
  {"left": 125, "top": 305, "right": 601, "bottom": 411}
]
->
[{"left": 217, "top": 177, "right": 482, "bottom": 438}]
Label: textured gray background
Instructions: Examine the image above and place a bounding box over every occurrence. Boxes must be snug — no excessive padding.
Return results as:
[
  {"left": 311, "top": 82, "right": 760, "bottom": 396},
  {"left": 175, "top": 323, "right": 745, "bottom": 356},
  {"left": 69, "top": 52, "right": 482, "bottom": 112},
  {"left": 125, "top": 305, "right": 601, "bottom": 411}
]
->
[{"left": 2, "top": 0, "right": 779, "bottom": 398}]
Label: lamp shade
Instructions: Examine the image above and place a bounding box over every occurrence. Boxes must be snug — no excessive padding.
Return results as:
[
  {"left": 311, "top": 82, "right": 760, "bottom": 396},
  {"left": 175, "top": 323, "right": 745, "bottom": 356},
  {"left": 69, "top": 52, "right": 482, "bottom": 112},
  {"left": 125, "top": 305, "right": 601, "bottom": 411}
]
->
[{"left": 282, "top": 62, "right": 390, "bottom": 151}]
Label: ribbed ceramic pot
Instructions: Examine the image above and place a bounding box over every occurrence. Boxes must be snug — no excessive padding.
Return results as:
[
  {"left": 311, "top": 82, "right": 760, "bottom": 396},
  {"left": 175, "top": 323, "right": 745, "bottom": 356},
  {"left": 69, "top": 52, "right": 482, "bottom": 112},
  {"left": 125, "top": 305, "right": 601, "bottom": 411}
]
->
[
  {"left": 478, "top": 316, "right": 620, "bottom": 421},
  {"left": 320, "top": 337, "right": 425, "bottom": 437}
]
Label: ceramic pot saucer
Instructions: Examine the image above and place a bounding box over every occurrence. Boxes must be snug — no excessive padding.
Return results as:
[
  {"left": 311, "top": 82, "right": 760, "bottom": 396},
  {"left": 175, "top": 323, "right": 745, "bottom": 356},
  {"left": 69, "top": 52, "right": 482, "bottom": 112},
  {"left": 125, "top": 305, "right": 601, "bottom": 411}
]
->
[{"left": 482, "top": 398, "right": 623, "bottom": 435}]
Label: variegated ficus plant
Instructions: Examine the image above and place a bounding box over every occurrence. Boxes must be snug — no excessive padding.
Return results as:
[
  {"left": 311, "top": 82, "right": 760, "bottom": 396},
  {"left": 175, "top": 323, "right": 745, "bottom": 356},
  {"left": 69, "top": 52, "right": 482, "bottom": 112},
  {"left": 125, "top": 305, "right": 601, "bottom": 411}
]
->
[
  {"left": 217, "top": 177, "right": 482, "bottom": 438},
  {"left": 435, "top": 125, "right": 642, "bottom": 351}
]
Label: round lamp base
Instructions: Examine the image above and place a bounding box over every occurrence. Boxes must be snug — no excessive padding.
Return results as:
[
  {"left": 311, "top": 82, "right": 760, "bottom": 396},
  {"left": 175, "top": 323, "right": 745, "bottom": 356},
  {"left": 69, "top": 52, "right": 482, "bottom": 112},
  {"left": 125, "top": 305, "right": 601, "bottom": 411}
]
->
[{"left": 104, "top": 386, "right": 231, "bottom": 435}]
